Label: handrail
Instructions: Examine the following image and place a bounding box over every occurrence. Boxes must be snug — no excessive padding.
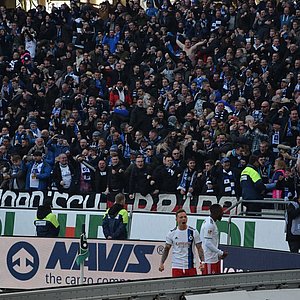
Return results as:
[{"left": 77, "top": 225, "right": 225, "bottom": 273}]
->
[
  {"left": 225, "top": 198, "right": 287, "bottom": 245},
  {"left": 1, "top": 269, "right": 300, "bottom": 300}
]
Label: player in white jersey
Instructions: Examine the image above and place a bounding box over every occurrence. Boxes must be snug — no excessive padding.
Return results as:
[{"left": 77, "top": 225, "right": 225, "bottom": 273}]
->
[
  {"left": 200, "top": 204, "right": 228, "bottom": 274},
  {"left": 159, "top": 209, "right": 204, "bottom": 277}
]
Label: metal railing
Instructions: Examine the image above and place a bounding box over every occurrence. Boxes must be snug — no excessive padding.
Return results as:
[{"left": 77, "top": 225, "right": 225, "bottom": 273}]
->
[
  {"left": 225, "top": 198, "right": 287, "bottom": 245},
  {"left": 1, "top": 269, "right": 300, "bottom": 300}
]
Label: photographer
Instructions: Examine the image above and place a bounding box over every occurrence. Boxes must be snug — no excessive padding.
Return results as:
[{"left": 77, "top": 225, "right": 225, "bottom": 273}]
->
[{"left": 286, "top": 196, "right": 300, "bottom": 253}]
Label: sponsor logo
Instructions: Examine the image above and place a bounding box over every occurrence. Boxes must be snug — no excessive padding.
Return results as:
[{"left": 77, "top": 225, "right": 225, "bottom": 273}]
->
[
  {"left": 7, "top": 242, "right": 39, "bottom": 281},
  {"left": 46, "top": 242, "right": 155, "bottom": 273}
]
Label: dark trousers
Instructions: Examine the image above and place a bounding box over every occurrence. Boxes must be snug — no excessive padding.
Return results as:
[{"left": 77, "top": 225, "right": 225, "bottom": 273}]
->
[{"left": 288, "top": 240, "right": 300, "bottom": 253}]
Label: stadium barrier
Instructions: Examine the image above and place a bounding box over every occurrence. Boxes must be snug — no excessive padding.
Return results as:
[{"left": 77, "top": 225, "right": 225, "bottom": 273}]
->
[{"left": 0, "top": 236, "right": 298, "bottom": 290}]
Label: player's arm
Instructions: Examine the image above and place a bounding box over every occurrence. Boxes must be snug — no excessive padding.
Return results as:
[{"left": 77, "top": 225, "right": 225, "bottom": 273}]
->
[
  {"left": 196, "top": 242, "right": 205, "bottom": 270},
  {"left": 203, "top": 223, "right": 223, "bottom": 256},
  {"left": 196, "top": 243, "right": 204, "bottom": 262},
  {"left": 159, "top": 243, "right": 171, "bottom": 272}
]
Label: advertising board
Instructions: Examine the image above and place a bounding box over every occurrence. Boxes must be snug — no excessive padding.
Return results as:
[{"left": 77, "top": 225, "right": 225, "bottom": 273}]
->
[
  {"left": 0, "top": 237, "right": 171, "bottom": 289},
  {"left": 0, "top": 209, "right": 289, "bottom": 251},
  {"left": 0, "top": 237, "right": 298, "bottom": 290},
  {"left": 129, "top": 212, "right": 289, "bottom": 251}
]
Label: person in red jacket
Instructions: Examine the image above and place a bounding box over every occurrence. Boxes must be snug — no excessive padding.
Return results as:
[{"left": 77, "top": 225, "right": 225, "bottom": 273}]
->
[{"left": 109, "top": 81, "right": 132, "bottom": 110}]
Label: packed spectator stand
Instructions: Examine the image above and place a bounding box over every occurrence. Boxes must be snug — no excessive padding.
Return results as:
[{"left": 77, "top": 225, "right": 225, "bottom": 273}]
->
[{"left": 0, "top": 0, "right": 299, "bottom": 209}]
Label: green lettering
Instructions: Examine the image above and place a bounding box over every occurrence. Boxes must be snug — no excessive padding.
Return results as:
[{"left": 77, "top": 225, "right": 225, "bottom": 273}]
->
[
  {"left": 217, "top": 221, "right": 241, "bottom": 246},
  {"left": 196, "top": 219, "right": 204, "bottom": 232},
  {"left": 244, "top": 221, "right": 255, "bottom": 247},
  {"left": 57, "top": 214, "right": 67, "bottom": 237},
  {"left": 75, "top": 214, "right": 86, "bottom": 238},
  {"left": 4, "top": 212, "right": 15, "bottom": 236},
  {"left": 88, "top": 215, "right": 103, "bottom": 238}
]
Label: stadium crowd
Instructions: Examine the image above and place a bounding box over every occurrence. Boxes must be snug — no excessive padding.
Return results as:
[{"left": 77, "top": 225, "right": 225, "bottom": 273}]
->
[{"left": 0, "top": 0, "right": 299, "bottom": 205}]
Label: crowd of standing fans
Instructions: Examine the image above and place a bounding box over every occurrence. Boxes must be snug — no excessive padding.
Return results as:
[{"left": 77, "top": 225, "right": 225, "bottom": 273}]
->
[{"left": 0, "top": 0, "right": 299, "bottom": 207}]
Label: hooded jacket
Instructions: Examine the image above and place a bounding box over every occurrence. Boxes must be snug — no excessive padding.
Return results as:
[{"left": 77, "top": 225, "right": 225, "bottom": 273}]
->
[
  {"left": 102, "top": 203, "right": 128, "bottom": 240},
  {"left": 34, "top": 205, "right": 60, "bottom": 237}
]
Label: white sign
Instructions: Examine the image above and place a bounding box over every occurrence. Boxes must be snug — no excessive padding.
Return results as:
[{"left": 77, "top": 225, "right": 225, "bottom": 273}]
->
[{"left": 0, "top": 237, "right": 171, "bottom": 289}]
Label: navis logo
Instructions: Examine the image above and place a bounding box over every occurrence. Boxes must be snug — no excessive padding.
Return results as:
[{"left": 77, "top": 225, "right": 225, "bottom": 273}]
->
[
  {"left": 7, "top": 242, "right": 39, "bottom": 280},
  {"left": 46, "top": 242, "right": 155, "bottom": 273}
]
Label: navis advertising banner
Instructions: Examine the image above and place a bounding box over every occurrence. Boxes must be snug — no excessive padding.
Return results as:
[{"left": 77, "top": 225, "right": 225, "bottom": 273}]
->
[{"left": 0, "top": 237, "right": 171, "bottom": 289}]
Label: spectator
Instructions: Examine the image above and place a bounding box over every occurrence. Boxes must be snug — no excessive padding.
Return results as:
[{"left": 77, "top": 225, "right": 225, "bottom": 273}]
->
[
  {"left": 152, "top": 154, "right": 181, "bottom": 194},
  {"left": 0, "top": 0, "right": 298, "bottom": 204},
  {"left": 52, "top": 153, "right": 78, "bottom": 193},
  {"left": 105, "top": 154, "right": 125, "bottom": 202},
  {"left": 177, "top": 158, "right": 198, "bottom": 197},
  {"left": 216, "top": 157, "right": 239, "bottom": 200},
  {"left": 24, "top": 150, "right": 52, "bottom": 191},
  {"left": 128, "top": 155, "right": 153, "bottom": 198},
  {"left": 94, "top": 159, "right": 108, "bottom": 193}
]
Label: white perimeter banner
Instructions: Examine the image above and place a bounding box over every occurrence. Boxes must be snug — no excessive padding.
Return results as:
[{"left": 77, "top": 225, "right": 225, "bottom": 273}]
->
[
  {"left": 0, "top": 237, "right": 172, "bottom": 289},
  {"left": 0, "top": 209, "right": 289, "bottom": 251}
]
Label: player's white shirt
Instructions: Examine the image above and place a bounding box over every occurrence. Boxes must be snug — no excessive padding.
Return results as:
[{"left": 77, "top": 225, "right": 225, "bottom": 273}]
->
[
  {"left": 166, "top": 226, "right": 201, "bottom": 269},
  {"left": 200, "top": 216, "right": 223, "bottom": 264}
]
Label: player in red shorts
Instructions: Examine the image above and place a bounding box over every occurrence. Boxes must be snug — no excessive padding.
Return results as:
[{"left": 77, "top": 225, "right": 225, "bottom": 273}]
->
[
  {"left": 200, "top": 204, "right": 228, "bottom": 274},
  {"left": 159, "top": 209, "right": 204, "bottom": 277}
]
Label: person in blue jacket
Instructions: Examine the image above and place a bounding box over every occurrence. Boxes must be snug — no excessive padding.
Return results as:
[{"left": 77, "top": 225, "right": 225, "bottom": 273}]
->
[
  {"left": 34, "top": 203, "right": 60, "bottom": 237},
  {"left": 24, "top": 150, "right": 52, "bottom": 191},
  {"left": 102, "top": 193, "right": 128, "bottom": 240}
]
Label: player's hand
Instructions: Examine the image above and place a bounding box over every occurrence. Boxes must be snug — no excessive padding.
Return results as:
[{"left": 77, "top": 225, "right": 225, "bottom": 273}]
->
[
  {"left": 220, "top": 251, "right": 228, "bottom": 259},
  {"left": 199, "top": 262, "right": 205, "bottom": 271},
  {"left": 159, "top": 264, "right": 164, "bottom": 272}
]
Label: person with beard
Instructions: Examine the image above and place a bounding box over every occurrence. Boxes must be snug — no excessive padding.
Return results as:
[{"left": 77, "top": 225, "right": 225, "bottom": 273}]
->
[
  {"left": 34, "top": 202, "right": 60, "bottom": 237},
  {"left": 177, "top": 158, "right": 198, "bottom": 197},
  {"left": 102, "top": 193, "right": 128, "bottom": 240}
]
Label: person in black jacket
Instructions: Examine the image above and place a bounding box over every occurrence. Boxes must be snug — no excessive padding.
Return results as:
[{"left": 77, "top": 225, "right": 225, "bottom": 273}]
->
[
  {"left": 152, "top": 154, "right": 181, "bottom": 194},
  {"left": 105, "top": 154, "right": 125, "bottom": 203},
  {"left": 128, "top": 155, "right": 153, "bottom": 198},
  {"left": 34, "top": 203, "right": 60, "bottom": 237},
  {"left": 94, "top": 159, "right": 108, "bottom": 193},
  {"left": 286, "top": 197, "right": 300, "bottom": 253},
  {"left": 51, "top": 153, "right": 79, "bottom": 193}
]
